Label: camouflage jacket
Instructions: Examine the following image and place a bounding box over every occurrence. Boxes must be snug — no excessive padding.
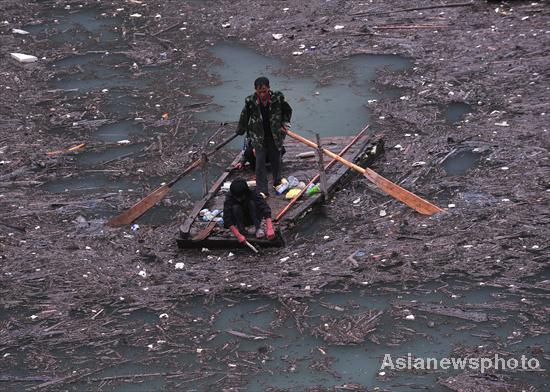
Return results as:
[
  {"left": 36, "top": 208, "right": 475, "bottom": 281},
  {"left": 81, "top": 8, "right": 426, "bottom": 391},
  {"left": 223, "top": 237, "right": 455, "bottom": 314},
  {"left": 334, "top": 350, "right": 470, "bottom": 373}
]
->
[{"left": 236, "top": 90, "right": 292, "bottom": 150}]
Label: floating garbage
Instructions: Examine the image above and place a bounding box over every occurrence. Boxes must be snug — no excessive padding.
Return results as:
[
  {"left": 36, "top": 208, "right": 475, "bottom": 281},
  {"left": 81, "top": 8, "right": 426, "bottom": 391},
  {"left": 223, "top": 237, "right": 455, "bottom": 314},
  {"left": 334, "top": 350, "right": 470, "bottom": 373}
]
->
[
  {"left": 12, "top": 28, "right": 29, "bottom": 35},
  {"left": 334, "top": 25, "right": 345, "bottom": 30},
  {"left": 272, "top": 33, "right": 283, "bottom": 40},
  {"left": 174, "top": 262, "right": 185, "bottom": 270},
  {"left": 10, "top": 53, "right": 38, "bottom": 63}
]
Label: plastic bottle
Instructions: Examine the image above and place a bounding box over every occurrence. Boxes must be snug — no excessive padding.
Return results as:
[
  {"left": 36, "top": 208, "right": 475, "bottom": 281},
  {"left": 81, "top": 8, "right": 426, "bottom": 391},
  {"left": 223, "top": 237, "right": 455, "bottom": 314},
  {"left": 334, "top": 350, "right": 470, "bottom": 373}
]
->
[
  {"left": 306, "top": 183, "right": 320, "bottom": 196},
  {"left": 287, "top": 176, "right": 299, "bottom": 188},
  {"left": 275, "top": 178, "right": 289, "bottom": 195}
]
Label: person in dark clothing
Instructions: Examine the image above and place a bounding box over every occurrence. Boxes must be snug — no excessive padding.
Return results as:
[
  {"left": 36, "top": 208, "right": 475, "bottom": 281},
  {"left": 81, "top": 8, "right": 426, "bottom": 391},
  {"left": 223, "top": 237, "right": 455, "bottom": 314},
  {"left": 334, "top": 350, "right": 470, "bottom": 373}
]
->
[
  {"left": 236, "top": 77, "right": 292, "bottom": 197},
  {"left": 234, "top": 137, "right": 286, "bottom": 171},
  {"left": 223, "top": 178, "right": 276, "bottom": 243}
]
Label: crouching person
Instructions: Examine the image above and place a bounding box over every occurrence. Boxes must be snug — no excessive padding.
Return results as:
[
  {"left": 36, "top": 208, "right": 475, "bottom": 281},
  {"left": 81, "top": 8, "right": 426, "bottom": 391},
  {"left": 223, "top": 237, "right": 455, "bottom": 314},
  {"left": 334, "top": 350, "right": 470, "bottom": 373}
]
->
[{"left": 223, "top": 178, "right": 276, "bottom": 243}]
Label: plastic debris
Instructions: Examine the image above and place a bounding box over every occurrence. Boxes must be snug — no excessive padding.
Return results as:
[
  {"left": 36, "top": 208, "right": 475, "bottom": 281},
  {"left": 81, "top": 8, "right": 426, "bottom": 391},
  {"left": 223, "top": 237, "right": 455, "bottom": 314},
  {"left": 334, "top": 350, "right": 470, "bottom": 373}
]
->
[
  {"left": 175, "top": 262, "right": 185, "bottom": 269},
  {"left": 272, "top": 33, "right": 283, "bottom": 40},
  {"left": 379, "top": 210, "right": 387, "bottom": 217},
  {"left": 201, "top": 247, "right": 209, "bottom": 252},
  {"left": 305, "top": 183, "right": 320, "bottom": 196},
  {"left": 222, "top": 22, "right": 231, "bottom": 28},
  {"left": 12, "top": 28, "right": 29, "bottom": 35},
  {"left": 412, "top": 161, "right": 426, "bottom": 167},
  {"left": 131, "top": 224, "right": 140, "bottom": 231},
  {"left": 138, "top": 270, "right": 147, "bottom": 278},
  {"left": 495, "top": 121, "right": 509, "bottom": 127},
  {"left": 159, "top": 313, "right": 169, "bottom": 319},
  {"left": 117, "top": 140, "right": 131, "bottom": 145},
  {"left": 280, "top": 257, "right": 289, "bottom": 262},
  {"left": 334, "top": 25, "right": 345, "bottom": 30},
  {"left": 287, "top": 176, "right": 300, "bottom": 188},
  {"left": 275, "top": 178, "right": 289, "bottom": 195},
  {"left": 10, "top": 53, "right": 38, "bottom": 63},
  {"left": 129, "top": 13, "right": 142, "bottom": 18},
  {"left": 353, "top": 198, "right": 361, "bottom": 204},
  {"left": 285, "top": 188, "right": 301, "bottom": 199},
  {"left": 323, "top": 235, "right": 330, "bottom": 240},
  {"left": 448, "top": 204, "right": 456, "bottom": 208},
  {"left": 405, "top": 314, "right": 415, "bottom": 320}
]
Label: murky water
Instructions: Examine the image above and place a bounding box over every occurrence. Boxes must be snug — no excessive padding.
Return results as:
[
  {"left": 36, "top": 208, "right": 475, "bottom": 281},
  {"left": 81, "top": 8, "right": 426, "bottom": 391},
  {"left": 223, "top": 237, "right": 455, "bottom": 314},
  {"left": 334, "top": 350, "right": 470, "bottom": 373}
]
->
[
  {"left": 443, "top": 102, "right": 472, "bottom": 124},
  {"left": 3, "top": 282, "right": 547, "bottom": 391},
  {"left": 197, "top": 44, "right": 411, "bottom": 148},
  {"left": 36, "top": 7, "right": 412, "bottom": 224},
  {"left": 441, "top": 150, "right": 481, "bottom": 175}
]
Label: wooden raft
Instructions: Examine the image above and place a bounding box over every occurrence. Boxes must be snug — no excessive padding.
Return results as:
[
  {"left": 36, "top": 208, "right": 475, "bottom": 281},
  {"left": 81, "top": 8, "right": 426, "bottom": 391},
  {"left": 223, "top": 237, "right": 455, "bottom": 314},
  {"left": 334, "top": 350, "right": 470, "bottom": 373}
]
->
[{"left": 177, "top": 133, "right": 384, "bottom": 249}]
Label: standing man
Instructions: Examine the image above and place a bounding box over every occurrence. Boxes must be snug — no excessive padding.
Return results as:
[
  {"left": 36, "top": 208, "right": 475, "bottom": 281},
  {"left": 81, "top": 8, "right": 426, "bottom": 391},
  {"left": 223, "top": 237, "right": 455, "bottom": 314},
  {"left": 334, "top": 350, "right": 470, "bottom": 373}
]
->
[{"left": 236, "top": 77, "right": 292, "bottom": 197}]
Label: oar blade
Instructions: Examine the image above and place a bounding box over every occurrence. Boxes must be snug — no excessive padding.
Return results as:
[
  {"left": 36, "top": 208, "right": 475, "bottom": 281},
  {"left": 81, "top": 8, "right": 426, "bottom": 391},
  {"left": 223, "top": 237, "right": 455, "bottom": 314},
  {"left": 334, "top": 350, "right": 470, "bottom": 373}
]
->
[
  {"left": 363, "top": 168, "right": 443, "bottom": 215},
  {"left": 107, "top": 185, "right": 171, "bottom": 227}
]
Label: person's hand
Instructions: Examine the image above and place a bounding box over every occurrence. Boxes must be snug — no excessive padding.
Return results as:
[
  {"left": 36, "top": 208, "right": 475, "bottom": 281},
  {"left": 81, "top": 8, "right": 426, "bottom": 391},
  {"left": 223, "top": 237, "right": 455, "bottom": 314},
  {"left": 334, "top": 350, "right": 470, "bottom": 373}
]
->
[
  {"left": 252, "top": 148, "right": 256, "bottom": 157},
  {"left": 234, "top": 162, "right": 243, "bottom": 170},
  {"left": 230, "top": 225, "right": 246, "bottom": 243},
  {"left": 236, "top": 232, "right": 246, "bottom": 243}
]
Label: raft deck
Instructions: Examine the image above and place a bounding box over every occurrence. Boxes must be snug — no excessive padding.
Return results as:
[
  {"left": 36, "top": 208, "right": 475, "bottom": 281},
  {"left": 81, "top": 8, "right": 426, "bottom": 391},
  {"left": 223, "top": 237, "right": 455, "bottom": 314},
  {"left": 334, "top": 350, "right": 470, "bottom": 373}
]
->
[{"left": 177, "top": 132, "right": 384, "bottom": 249}]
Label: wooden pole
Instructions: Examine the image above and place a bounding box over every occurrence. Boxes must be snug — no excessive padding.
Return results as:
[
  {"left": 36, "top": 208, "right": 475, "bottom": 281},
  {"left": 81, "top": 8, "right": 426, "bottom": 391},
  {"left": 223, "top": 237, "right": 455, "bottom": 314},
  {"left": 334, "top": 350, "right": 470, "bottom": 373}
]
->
[
  {"left": 275, "top": 125, "right": 370, "bottom": 221},
  {"left": 283, "top": 128, "right": 444, "bottom": 216}
]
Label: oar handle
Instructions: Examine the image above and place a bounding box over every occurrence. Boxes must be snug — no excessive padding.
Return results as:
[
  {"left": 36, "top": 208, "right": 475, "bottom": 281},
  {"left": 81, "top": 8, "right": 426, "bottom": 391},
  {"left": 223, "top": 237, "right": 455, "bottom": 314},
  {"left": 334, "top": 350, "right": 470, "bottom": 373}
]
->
[
  {"left": 284, "top": 128, "right": 366, "bottom": 174},
  {"left": 167, "top": 133, "right": 238, "bottom": 187},
  {"left": 276, "top": 124, "right": 370, "bottom": 221}
]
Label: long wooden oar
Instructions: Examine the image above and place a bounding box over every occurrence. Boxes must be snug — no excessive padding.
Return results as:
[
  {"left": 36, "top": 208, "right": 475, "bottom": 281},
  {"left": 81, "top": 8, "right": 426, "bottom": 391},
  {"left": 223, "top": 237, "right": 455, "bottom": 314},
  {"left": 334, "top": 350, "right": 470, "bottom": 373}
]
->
[
  {"left": 283, "top": 128, "right": 444, "bottom": 215},
  {"left": 276, "top": 124, "right": 370, "bottom": 221},
  {"left": 107, "top": 133, "right": 238, "bottom": 227}
]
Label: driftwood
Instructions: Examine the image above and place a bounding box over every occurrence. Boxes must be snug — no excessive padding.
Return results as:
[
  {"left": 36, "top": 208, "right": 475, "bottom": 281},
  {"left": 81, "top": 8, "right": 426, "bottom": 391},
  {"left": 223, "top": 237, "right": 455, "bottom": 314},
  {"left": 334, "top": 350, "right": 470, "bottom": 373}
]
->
[
  {"left": 353, "top": 1, "right": 475, "bottom": 16},
  {"left": 396, "top": 301, "right": 488, "bottom": 322}
]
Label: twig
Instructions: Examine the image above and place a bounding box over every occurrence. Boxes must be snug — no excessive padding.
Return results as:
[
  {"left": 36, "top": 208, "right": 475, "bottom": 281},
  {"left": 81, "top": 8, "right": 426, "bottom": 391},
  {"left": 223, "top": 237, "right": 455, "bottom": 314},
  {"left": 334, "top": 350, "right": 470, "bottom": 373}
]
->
[
  {"left": 353, "top": 1, "right": 474, "bottom": 16},
  {"left": 373, "top": 25, "right": 449, "bottom": 30},
  {"left": 152, "top": 22, "right": 184, "bottom": 37}
]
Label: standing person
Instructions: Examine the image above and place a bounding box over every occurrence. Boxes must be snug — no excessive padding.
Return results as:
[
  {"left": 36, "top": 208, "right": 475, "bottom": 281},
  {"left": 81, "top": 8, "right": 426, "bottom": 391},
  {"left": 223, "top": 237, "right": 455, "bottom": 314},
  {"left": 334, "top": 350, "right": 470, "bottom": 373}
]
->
[
  {"left": 236, "top": 77, "right": 292, "bottom": 197},
  {"left": 223, "top": 178, "right": 275, "bottom": 242}
]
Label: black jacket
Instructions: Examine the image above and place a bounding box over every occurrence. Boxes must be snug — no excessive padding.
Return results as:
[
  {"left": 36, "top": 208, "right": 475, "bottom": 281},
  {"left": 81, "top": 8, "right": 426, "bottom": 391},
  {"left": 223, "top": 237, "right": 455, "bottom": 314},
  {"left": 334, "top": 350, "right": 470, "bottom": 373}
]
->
[{"left": 223, "top": 190, "right": 271, "bottom": 228}]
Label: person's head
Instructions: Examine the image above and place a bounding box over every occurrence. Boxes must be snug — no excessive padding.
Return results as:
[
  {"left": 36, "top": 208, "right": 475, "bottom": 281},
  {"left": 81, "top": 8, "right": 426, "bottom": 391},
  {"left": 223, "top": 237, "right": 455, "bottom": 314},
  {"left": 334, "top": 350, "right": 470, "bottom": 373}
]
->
[
  {"left": 254, "top": 76, "right": 270, "bottom": 100},
  {"left": 230, "top": 178, "right": 250, "bottom": 202}
]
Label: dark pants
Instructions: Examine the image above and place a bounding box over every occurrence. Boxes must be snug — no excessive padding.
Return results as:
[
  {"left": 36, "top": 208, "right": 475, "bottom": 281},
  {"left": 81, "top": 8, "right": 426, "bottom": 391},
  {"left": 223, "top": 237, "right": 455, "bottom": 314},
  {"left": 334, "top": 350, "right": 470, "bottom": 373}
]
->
[
  {"left": 255, "top": 143, "right": 281, "bottom": 196},
  {"left": 232, "top": 200, "right": 260, "bottom": 233}
]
